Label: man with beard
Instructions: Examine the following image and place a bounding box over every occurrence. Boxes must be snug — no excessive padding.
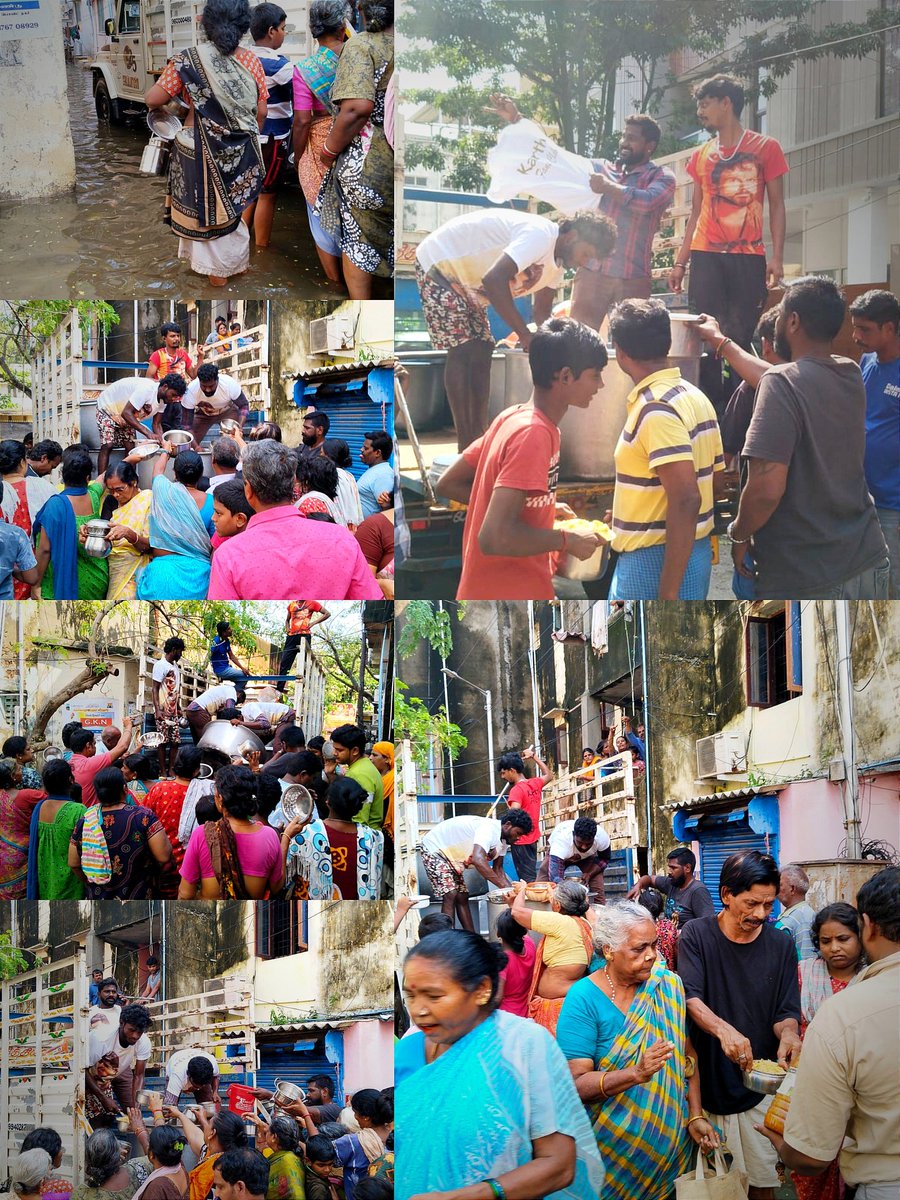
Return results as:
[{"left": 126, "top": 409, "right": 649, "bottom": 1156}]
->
[
  {"left": 726, "top": 275, "right": 889, "bottom": 598},
  {"left": 299, "top": 411, "right": 330, "bottom": 460},
  {"left": 678, "top": 851, "right": 801, "bottom": 1200},
  {"left": 146, "top": 321, "right": 202, "bottom": 381},
  {"left": 183, "top": 363, "right": 251, "bottom": 446}
]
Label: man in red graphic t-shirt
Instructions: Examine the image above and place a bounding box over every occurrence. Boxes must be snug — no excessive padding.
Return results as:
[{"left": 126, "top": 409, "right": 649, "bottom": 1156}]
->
[
  {"left": 670, "top": 74, "right": 788, "bottom": 411},
  {"left": 501, "top": 746, "right": 554, "bottom": 883},
  {"left": 435, "top": 318, "right": 608, "bottom": 599}
]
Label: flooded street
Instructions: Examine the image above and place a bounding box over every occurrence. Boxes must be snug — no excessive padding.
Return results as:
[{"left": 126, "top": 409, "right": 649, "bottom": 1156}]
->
[{"left": 0, "top": 64, "right": 347, "bottom": 299}]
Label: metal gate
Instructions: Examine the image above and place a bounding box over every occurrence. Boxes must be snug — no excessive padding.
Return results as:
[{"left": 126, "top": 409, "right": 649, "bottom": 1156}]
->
[
  {"left": 0, "top": 950, "right": 88, "bottom": 1181},
  {"left": 695, "top": 816, "right": 780, "bottom": 912}
]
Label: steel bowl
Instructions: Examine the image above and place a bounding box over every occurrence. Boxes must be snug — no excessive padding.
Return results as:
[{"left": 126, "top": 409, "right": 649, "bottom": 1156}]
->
[
  {"left": 147, "top": 109, "right": 182, "bottom": 140},
  {"left": 163, "top": 429, "right": 194, "bottom": 448},
  {"left": 219, "top": 418, "right": 241, "bottom": 435},
  {"left": 556, "top": 539, "right": 610, "bottom": 582},
  {"left": 741, "top": 1064, "right": 785, "bottom": 1095},
  {"left": 141, "top": 731, "right": 165, "bottom": 749},
  {"left": 281, "top": 784, "right": 314, "bottom": 824},
  {"left": 197, "top": 721, "right": 266, "bottom": 762},
  {"left": 130, "top": 440, "right": 165, "bottom": 460},
  {"left": 272, "top": 1078, "right": 305, "bottom": 1107}
]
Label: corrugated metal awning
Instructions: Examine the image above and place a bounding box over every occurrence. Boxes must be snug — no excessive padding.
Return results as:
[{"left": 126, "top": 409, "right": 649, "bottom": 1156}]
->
[
  {"left": 255, "top": 1021, "right": 353, "bottom": 1035},
  {"left": 293, "top": 360, "right": 394, "bottom": 380},
  {"left": 662, "top": 784, "right": 786, "bottom": 813}
]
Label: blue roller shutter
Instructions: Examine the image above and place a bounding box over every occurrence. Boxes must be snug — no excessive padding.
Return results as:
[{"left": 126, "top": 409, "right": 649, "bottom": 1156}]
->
[
  {"left": 603, "top": 847, "right": 632, "bottom": 902},
  {"left": 694, "top": 814, "right": 779, "bottom": 912},
  {"left": 256, "top": 1037, "right": 343, "bottom": 1106},
  {"left": 292, "top": 369, "right": 394, "bottom": 480}
]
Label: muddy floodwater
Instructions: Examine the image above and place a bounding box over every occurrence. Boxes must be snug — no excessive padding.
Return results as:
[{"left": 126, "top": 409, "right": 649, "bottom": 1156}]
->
[{"left": 0, "top": 64, "right": 349, "bottom": 299}]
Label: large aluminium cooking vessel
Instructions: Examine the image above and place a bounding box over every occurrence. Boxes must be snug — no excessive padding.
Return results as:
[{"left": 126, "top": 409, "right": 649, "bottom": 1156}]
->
[{"left": 197, "top": 721, "right": 266, "bottom": 765}]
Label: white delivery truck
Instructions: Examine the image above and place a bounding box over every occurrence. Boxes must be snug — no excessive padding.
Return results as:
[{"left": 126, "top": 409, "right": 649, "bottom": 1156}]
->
[{"left": 91, "top": 0, "right": 312, "bottom": 124}]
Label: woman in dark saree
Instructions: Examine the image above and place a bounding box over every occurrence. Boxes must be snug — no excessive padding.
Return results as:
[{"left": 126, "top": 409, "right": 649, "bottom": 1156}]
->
[
  {"left": 145, "top": 0, "right": 267, "bottom": 286},
  {"left": 316, "top": 0, "right": 394, "bottom": 297}
]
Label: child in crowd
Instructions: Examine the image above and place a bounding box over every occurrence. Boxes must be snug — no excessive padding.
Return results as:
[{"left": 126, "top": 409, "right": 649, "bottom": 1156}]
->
[{"left": 211, "top": 480, "right": 256, "bottom": 549}]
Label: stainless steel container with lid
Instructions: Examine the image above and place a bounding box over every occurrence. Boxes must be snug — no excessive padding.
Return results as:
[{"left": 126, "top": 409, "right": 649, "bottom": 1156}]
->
[{"left": 83, "top": 518, "right": 113, "bottom": 558}]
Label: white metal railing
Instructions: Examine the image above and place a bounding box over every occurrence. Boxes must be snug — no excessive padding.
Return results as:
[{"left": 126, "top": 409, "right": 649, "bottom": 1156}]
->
[
  {"left": 538, "top": 749, "right": 640, "bottom": 854},
  {"left": 137, "top": 978, "right": 256, "bottom": 1084},
  {"left": 0, "top": 949, "right": 88, "bottom": 1181},
  {"left": 199, "top": 322, "right": 270, "bottom": 414}
]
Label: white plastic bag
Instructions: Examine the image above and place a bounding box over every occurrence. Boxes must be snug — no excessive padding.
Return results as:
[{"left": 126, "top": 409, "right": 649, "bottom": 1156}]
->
[{"left": 486, "top": 118, "right": 600, "bottom": 214}]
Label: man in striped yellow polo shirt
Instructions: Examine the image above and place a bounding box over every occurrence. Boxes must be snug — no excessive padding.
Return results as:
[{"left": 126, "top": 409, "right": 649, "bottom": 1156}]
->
[{"left": 607, "top": 299, "right": 724, "bottom": 598}]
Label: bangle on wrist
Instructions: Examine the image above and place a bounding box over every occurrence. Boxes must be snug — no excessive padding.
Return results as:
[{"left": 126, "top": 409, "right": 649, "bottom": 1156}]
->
[
  {"left": 715, "top": 336, "right": 733, "bottom": 360},
  {"left": 322, "top": 140, "right": 339, "bottom": 157},
  {"left": 686, "top": 1115, "right": 706, "bottom": 1128},
  {"left": 673, "top": 262, "right": 686, "bottom": 272},
  {"left": 485, "top": 1179, "right": 506, "bottom": 1200},
  {"left": 598, "top": 1070, "right": 609, "bottom": 1098},
  {"left": 726, "top": 520, "right": 750, "bottom": 545}
]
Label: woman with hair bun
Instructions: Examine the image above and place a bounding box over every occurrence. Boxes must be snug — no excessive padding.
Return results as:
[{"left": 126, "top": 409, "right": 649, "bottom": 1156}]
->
[
  {"left": 144, "top": 0, "right": 268, "bottom": 286},
  {"left": 397, "top": 929, "right": 604, "bottom": 1200},
  {"left": 316, "top": 0, "right": 394, "bottom": 297},
  {"left": 0, "top": 439, "right": 55, "bottom": 600},
  {"left": 292, "top": 0, "right": 351, "bottom": 283},
  {"left": 178, "top": 764, "right": 285, "bottom": 898}
]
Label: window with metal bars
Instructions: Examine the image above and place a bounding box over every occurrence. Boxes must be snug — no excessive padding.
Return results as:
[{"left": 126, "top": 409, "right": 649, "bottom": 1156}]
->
[{"left": 256, "top": 900, "right": 308, "bottom": 959}]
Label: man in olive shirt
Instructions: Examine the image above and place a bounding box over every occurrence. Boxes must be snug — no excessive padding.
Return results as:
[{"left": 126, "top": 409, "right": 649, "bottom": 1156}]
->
[
  {"left": 331, "top": 723, "right": 383, "bottom": 829},
  {"left": 758, "top": 867, "right": 899, "bottom": 1197},
  {"left": 627, "top": 846, "right": 716, "bottom": 924}
]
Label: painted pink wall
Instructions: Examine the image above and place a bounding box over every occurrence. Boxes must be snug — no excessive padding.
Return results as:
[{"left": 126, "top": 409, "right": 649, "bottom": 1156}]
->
[
  {"left": 342, "top": 1019, "right": 393, "bottom": 1094},
  {"left": 778, "top": 773, "right": 899, "bottom": 862},
  {"left": 685, "top": 773, "right": 899, "bottom": 868}
]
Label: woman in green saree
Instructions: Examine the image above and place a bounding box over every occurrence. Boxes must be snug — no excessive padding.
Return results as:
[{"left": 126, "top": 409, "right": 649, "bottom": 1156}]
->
[{"left": 32, "top": 445, "right": 108, "bottom": 600}]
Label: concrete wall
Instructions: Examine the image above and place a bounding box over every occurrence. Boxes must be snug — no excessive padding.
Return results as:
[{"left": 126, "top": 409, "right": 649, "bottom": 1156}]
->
[
  {"left": 0, "top": 26, "right": 76, "bottom": 200},
  {"left": 778, "top": 774, "right": 900, "bottom": 864}
]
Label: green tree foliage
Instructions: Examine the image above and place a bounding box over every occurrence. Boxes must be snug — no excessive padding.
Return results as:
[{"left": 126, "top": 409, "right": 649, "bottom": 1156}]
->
[
  {"left": 0, "top": 931, "right": 29, "bottom": 981},
  {"left": 397, "top": 600, "right": 467, "bottom": 659},
  {"left": 395, "top": 681, "right": 468, "bottom": 772},
  {"left": 400, "top": 0, "right": 896, "bottom": 176},
  {"left": 0, "top": 302, "right": 119, "bottom": 397}
]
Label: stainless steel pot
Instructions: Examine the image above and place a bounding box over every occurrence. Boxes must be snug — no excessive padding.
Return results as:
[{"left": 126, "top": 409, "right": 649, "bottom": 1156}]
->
[
  {"left": 83, "top": 518, "right": 113, "bottom": 558},
  {"left": 272, "top": 1078, "right": 305, "bottom": 1107},
  {"left": 139, "top": 135, "right": 171, "bottom": 177},
  {"left": 163, "top": 429, "right": 194, "bottom": 448},
  {"left": 197, "top": 721, "right": 266, "bottom": 762}
]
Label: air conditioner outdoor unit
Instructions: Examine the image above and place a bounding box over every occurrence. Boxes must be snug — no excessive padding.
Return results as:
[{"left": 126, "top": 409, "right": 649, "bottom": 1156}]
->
[
  {"left": 308, "top": 314, "right": 356, "bottom": 355},
  {"left": 695, "top": 731, "right": 745, "bottom": 779}
]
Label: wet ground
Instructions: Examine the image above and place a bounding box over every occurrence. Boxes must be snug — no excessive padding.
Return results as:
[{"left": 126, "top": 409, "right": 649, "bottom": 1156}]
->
[{"left": 0, "top": 64, "right": 348, "bottom": 299}]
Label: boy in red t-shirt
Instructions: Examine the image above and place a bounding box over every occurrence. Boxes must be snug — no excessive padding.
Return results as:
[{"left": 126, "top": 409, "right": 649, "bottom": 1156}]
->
[
  {"left": 501, "top": 747, "right": 554, "bottom": 883},
  {"left": 435, "top": 317, "right": 608, "bottom": 599}
]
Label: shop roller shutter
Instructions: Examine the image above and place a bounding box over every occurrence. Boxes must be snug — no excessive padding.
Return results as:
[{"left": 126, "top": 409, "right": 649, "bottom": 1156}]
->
[{"left": 696, "top": 819, "right": 779, "bottom": 912}]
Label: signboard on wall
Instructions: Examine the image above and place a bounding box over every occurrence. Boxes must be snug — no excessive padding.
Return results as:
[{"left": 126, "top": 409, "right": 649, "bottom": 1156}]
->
[
  {"left": 0, "top": 0, "right": 56, "bottom": 40},
  {"left": 63, "top": 698, "right": 118, "bottom": 730}
]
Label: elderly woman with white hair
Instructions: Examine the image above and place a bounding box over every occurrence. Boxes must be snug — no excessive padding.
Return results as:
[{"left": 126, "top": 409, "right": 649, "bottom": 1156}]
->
[
  {"left": 0, "top": 1149, "right": 53, "bottom": 1200},
  {"left": 556, "top": 900, "right": 719, "bottom": 1200},
  {"left": 508, "top": 879, "right": 594, "bottom": 1035}
]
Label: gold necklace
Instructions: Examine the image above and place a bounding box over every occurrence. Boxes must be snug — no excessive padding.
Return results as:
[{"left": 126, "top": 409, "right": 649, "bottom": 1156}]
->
[{"left": 604, "top": 966, "right": 617, "bottom": 1002}]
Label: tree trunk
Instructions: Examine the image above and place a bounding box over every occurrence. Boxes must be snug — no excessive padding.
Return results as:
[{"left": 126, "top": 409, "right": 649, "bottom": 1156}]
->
[{"left": 29, "top": 600, "right": 127, "bottom": 741}]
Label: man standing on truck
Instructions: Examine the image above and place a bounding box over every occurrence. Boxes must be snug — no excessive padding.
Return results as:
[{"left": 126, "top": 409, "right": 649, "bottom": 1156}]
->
[
  {"left": 500, "top": 747, "right": 553, "bottom": 884},
  {"left": 415, "top": 208, "right": 617, "bottom": 451},
  {"left": 95, "top": 374, "right": 188, "bottom": 476},
  {"left": 87, "top": 1002, "right": 154, "bottom": 1115},
  {"left": 486, "top": 94, "right": 676, "bottom": 333},
  {"left": 183, "top": 364, "right": 251, "bottom": 446},
  {"left": 435, "top": 318, "right": 606, "bottom": 600},
  {"left": 669, "top": 74, "right": 788, "bottom": 412},
  {"left": 146, "top": 322, "right": 202, "bottom": 383}
]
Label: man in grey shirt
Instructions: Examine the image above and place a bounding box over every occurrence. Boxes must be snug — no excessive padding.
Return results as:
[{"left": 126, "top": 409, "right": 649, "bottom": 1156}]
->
[
  {"left": 778, "top": 863, "right": 816, "bottom": 961},
  {"left": 725, "top": 275, "right": 889, "bottom": 599},
  {"left": 627, "top": 846, "right": 716, "bottom": 924}
]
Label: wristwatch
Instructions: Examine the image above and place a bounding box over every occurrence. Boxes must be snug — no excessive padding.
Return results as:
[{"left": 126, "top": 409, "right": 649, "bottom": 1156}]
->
[{"left": 726, "top": 521, "right": 750, "bottom": 545}]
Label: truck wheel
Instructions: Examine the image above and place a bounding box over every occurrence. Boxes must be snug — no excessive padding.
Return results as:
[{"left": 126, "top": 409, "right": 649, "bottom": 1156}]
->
[{"left": 94, "top": 78, "right": 121, "bottom": 124}]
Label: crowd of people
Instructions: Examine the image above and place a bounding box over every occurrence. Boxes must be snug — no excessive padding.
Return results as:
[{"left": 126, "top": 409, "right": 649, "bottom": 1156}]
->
[
  {"left": 414, "top": 74, "right": 897, "bottom": 601},
  {"left": 397, "top": 852, "right": 899, "bottom": 1200},
  {"left": 0, "top": 333, "right": 395, "bottom": 599},
  {"left": 141, "top": 0, "right": 394, "bottom": 294},
  {"left": 0, "top": 630, "right": 394, "bottom": 901},
  {"left": 2, "top": 1000, "right": 394, "bottom": 1200}
]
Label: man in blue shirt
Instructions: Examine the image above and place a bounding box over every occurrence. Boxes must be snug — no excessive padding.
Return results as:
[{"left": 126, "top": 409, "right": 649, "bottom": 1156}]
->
[
  {"left": 357, "top": 429, "right": 394, "bottom": 518},
  {"left": 0, "top": 522, "right": 38, "bottom": 598},
  {"left": 205, "top": 620, "right": 250, "bottom": 690},
  {"left": 850, "top": 289, "right": 900, "bottom": 599}
]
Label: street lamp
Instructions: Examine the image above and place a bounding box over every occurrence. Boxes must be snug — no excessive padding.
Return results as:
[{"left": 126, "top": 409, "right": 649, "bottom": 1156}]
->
[{"left": 441, "top": 668, "right": 496, "bottom": 791}]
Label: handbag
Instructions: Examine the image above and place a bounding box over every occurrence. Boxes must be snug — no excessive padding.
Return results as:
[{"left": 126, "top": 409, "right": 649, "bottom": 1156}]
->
[{"left": 675, "top": 1149, "right": 749, "bottom": 1200}]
